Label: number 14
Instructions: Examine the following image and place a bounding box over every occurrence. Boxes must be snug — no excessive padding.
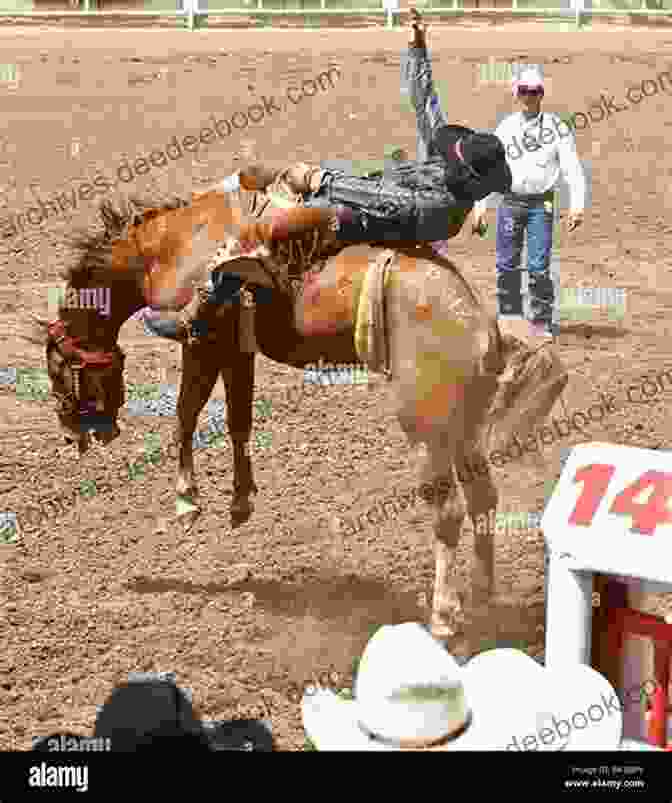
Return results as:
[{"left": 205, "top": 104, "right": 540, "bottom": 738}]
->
[{"left": 569, "top": 464, "right": 672, "bottom": 536}]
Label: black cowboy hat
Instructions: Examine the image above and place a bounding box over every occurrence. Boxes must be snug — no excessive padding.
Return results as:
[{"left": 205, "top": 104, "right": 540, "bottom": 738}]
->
[{"left": 433, "top": 124, "right": 512, "bottom": 203}]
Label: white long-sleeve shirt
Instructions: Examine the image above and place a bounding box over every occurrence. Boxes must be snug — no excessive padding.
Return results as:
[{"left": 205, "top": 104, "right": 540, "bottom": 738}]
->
[{"left": 474, "top": 110, "right": 586, "bottom": 215}]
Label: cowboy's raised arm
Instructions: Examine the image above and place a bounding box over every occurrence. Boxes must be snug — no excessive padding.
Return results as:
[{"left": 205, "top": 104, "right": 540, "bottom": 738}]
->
[{"left": 401, "top": 10, "right": 445, "bottom": 163}]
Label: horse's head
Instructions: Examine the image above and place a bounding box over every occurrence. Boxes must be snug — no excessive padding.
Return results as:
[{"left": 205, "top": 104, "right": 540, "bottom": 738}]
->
[
  {"left": 43, "top": 314, "right": 127, "bottom": 452},
  {"left": 26, "top": 198, "right": 172, "bottom": 453}
]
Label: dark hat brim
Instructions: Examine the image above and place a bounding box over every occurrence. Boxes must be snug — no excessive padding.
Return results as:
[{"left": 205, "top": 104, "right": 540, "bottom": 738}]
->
[{"left": 471, "top": 159, "right": 513, "bottom": 200}]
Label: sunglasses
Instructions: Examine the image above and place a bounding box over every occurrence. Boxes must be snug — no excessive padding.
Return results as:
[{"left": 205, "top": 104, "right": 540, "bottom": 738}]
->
[{"left": 518, "top": 86, "right": 544, "bottom": 98}]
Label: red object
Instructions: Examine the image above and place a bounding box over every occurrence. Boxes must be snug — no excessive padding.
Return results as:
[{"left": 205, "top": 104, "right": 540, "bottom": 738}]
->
[
  {"left": 566, "top": 462, "right": 672, "bottom": 536},
  {"left": 46, "top": 320, "right": 117, "bottom": 368},
  {"left": 269, "top": 209, "right": 292, "bottom": 240},
  {"left": 605, "top": 598, "right": 672, "bottom": 749}
]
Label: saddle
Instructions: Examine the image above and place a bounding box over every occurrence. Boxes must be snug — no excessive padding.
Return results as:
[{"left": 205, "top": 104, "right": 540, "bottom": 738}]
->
[{"left": 236, "top": 164, "right": 346, "bottom": 292}]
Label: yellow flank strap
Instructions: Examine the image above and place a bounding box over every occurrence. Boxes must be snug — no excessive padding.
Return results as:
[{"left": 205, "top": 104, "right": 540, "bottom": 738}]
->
[
  {"left": 354, "top": 269, "right": 371, "bottom": 363},
  {"left": 354, "top": 255, "right": 392, "bottom": 365}
]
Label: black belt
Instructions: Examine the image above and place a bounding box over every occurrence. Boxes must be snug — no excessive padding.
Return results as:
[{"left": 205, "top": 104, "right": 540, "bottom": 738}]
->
[{"left": 502, "top": 190, "right": 554, "bottom": 204}]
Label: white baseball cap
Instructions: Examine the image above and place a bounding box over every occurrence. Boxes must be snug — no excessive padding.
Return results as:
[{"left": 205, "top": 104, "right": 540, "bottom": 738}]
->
[
  {"left": 302, "top": 622, "right": 625, "bottom": 751},
  {"left": 512, "top": 67, "right": 545, "bottom": 96}
]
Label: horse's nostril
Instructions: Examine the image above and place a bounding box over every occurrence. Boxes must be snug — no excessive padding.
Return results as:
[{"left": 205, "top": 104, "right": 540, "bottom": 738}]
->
[{"left": 64, "top": 437, "right": 74, "bottom": 445}]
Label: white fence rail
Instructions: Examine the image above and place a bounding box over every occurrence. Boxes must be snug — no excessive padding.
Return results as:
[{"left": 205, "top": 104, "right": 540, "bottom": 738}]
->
[{"left": 0, "top": 2, "right": 669, "bottom": 30}]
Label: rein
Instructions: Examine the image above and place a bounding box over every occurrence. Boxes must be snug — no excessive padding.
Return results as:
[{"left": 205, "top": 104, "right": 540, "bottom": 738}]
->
[{"left": 47, "top": 318, "right": 124, "bottom": 415}]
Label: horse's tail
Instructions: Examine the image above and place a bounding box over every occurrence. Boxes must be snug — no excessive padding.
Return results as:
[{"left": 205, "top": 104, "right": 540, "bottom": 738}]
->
[{"left": 483, "top": 322, "right": 569, "bottom": 457}]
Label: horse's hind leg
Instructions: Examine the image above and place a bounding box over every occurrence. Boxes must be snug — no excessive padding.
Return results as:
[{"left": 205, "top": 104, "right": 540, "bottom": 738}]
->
[
  {"left": 414, "top": 443, "right": 468, "bottom": 641},
  {"left": 220, "top": 346, "right": 257, "bottom": 525},
  {"left": 457, "top": 441, "right": 498, "bottom": 619},
  {"left": 175, "top": 340, "right": 220, "bottom": 519}
]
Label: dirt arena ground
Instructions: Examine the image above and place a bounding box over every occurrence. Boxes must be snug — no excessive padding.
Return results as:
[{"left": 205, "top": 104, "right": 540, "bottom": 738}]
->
[{"left": 1, "top": 22, "right": 672, "bottom": 751}]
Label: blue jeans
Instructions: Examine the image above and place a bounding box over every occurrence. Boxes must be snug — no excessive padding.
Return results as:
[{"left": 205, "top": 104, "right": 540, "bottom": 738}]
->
[{"left": 495, "top": 193, "right": 555, "bottom": 327}]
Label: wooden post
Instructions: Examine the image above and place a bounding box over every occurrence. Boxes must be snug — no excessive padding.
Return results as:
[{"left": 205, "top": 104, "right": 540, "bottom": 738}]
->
[
  {"left": 591, "top": 576, "right": 627, "bottom": 693},
  {"left": 650, "top": 642, "right": 671, "bottom": 747}
]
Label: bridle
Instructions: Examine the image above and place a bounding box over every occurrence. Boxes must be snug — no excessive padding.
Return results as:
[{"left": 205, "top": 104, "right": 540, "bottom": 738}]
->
[{"left": 47, "top": 318, "right": 125, "bottom": 418}]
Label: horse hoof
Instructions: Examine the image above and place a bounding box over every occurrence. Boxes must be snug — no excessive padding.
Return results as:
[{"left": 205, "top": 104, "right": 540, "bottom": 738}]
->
[
  {"left": 230, "top": 495, "right": 254, "bottom": 527},
  {"left": 430, "top": 611, "right": 465, "bottom": 642},
  {"left": 179, "top": 511, "right": 201, "bottom": 533},
  {"left": 176, "top": 494, "right": 201, "bottom": 530}
]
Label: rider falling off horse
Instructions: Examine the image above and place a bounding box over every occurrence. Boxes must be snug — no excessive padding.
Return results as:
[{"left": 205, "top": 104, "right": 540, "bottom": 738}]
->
[{"left": 175, "top": 9, "right": 512, "bottom": 343}]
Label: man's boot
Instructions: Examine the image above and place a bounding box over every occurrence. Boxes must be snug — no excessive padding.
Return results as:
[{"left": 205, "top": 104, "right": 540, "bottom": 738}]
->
[
  {"left": 240, "top": 162, "right": 323, "bottom": 198},
  {"left": 408, "top": 7, "right": 427, "bottom": 49},
  {"left": 175, "top": 206, "right": 338, "bottom": 344},
  {"left": 528, "top": 273, "right": 556, "bottom": 339}
]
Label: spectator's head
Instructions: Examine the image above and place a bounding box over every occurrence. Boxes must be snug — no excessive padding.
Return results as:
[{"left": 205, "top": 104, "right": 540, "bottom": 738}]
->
[
  {"left": 93, "top": 678, "right": 211, "bottom": 752},
  {"left": 513, "top": 67, "right": 545, "bottom": 117},
  {"left": 434, "top": 125, "right": 512, "bottom": 200}
]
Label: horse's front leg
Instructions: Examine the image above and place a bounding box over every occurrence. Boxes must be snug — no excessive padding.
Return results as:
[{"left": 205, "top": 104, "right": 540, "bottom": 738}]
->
[
  {"left": 221, "top": 348, "right": 257, "bottom": 525},
  {"left": 174, "top": 340, "right": 220, "bottom": 524}
]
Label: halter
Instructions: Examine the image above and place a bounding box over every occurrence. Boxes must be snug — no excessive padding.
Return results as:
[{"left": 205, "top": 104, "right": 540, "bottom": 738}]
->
[{"left": 47, "top": 318, "right": 125, "bottom": 417}]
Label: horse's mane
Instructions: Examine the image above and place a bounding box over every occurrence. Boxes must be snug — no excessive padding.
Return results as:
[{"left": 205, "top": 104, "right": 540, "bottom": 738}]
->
[{"left": 62, "top": 195, "right": 190, "bottom": 289}]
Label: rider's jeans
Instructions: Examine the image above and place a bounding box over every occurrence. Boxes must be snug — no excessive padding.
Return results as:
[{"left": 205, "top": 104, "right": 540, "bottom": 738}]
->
[{"left": 495, "top": 192, "right": 555, "bottom": 327}]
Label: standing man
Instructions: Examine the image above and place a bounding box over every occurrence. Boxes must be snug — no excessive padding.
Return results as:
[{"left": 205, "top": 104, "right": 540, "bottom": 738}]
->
[{"left": 472, "top": 67, "right": 586, "bottom": 340}]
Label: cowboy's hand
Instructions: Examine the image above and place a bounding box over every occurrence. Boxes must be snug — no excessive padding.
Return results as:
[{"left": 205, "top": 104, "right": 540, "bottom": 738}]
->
[
  {"left": 408, "top": 8, "right": 427, "bottom": 47},
  {"left": 471, "top": 209, "right": 488, "bottom": 236},
  {"left": 567, "top": 211, "right": 583, "bottom": 232}
]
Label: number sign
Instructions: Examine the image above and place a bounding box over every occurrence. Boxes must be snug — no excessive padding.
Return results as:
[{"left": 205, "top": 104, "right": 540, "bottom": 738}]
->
[{"left": 541, "top": 443, "right": 672, "bottom": 586}]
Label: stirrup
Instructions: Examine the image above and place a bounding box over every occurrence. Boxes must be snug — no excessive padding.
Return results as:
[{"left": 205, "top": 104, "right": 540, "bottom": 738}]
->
[{"left": 177, "top": 286, "right": 211, "bottom": 345}]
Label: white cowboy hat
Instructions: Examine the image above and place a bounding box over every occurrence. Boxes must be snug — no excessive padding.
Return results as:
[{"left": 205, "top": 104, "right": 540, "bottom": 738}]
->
[{"left": 301, "top": 622, "right": 624, "bottom": 751}]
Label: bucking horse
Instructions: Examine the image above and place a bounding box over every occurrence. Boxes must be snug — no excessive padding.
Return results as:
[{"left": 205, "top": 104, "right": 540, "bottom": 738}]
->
[{"left": 26, "top": 166, "right": 567, "bottom": 641}]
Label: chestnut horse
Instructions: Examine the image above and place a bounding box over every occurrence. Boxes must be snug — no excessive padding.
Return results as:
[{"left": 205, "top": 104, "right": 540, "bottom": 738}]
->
[{"left": 28, "top": 185, "right": 567, "bottom": 641}]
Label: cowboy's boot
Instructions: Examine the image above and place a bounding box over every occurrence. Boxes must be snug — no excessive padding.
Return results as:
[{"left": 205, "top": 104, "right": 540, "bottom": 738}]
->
[
  {"left": 240, "top": 162, "right": 323, "bottom": 198},
  {"left": 175, "top": 207, "right": 338, "bottom": 344},
  {"left": 408, "top": 7, "right": 427, "bottom": 48}
]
